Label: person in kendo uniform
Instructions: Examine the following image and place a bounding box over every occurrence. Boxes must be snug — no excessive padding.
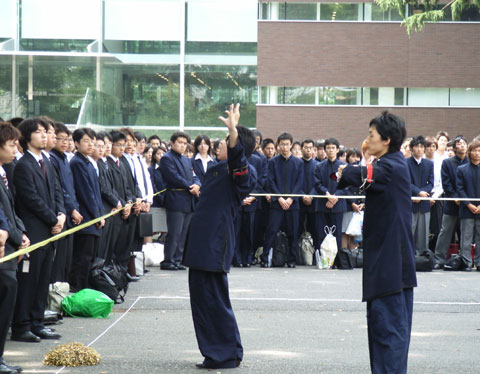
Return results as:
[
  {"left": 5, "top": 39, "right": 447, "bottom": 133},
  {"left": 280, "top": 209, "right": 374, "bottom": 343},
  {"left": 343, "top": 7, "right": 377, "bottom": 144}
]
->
[
  {"left": 337, "top": 111, "right": 417, "bottom": 374},
  {"left": 182, "top": 104, "right": 257, "bottom": 370}
]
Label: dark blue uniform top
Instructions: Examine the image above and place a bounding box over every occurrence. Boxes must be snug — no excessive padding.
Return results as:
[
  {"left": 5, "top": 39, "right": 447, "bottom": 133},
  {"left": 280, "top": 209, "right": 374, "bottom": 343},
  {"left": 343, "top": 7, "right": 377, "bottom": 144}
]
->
[
  {"left": 160, "top": 150, "right": 201, "bottom": 213},
  {"left": 301, "top": 158, "right": 319, "bottom": 213},
  {"left": 149, "top": 165, "right": 165, "bottom": 208},
  {"left": 338, "top": 152, "right": 417, "bottom": 301},
  {"left": 406, "top": 157, "right": 434, "bottom": 213},
  {"left": 267, "top": 154, "right": 304, "bottom": 210},
  {"left": 313, "top": 158, "right": 348, "bottom": 213},
  {"left": 441, "top": 155, "right": 468, "bottom": 216},
  {"left": 192, "top": 157, "right": 217, "bottom": 186},
  {"left": 253, "top": 151, "right": 268, "bottom": 211},
  {"left": 49, "top": 149, "right": 80, "bottom": 217},
  {"left": 0, "top": 208, "right": 8, "bottom": 232},
  {"left": 240, "top": 153, "right": 264, "bottom": 213},
  {"left": 457, "top": 161, "right": 480, "bottom": 219},
  {"left": 182, "top": 139, "right": 257, "bottom": 273},
  {"left": 70, "top": 153, "right": 104, "bottom": 236}
]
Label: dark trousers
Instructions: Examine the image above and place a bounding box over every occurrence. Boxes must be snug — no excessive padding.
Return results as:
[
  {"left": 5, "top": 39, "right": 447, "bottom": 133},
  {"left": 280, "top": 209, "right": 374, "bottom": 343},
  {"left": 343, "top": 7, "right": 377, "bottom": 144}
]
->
[
  {"left": 429, "top": 200, "right": 443, "bottom": 251},
  {"left": 188, "top": 269, "right": 243, "bottom": 368},
  {"left": 70, "top": 234, "right": 100, "bottom": 292},
  {"left": 50, "top": 234, "right": 73, "bottom": 283},
  {"left": 253, "top": 204, "right": 269, "bottom": 253},
  {"left": 261, "top": 208, "right": 299, "bottom": 264},
  {"left": 0, "top": 270, "right": 16, "bottom": 357},
  {"left": 233, "top": 210, "right": 255, "bottom": 266},
  {"left": 106, "top": 214, "right": 123, "bottom": 265},
  {"left": 299, "top": 210, "right": 318, "bottom": 249},
  {"left": 115, "top": 216, "right": 134, "bottom": 269},
  {"left": 162, "top": 210, "right": 192, "bottom": 266},
  {"left": 367, "top": 288, "right": 414, "bottom": 374},
  {"left": 98, "top": 215, "right": 113, "bottom": 260},
  {"left": 13, "top": 245, "right": 54, "bottom": 335}
]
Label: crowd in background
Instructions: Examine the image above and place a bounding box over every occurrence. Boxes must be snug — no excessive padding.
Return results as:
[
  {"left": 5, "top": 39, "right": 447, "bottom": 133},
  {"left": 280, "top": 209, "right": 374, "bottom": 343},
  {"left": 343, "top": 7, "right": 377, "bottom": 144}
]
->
[{"left": 0, "top": 113, "right": 479, "bottom": 373}]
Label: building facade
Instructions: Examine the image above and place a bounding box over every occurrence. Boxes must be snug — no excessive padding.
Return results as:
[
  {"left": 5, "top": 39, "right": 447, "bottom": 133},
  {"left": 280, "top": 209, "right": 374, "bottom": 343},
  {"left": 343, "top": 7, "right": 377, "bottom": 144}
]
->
[{"left": 257, "top": 1, "right": 480, "bottom": 146}]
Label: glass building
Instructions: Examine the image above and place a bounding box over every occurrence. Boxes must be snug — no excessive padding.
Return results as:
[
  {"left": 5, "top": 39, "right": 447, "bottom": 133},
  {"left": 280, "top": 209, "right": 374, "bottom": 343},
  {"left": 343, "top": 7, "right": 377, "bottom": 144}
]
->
[{"left": 0, "top": 0, "right": 258, "bottom": 138}]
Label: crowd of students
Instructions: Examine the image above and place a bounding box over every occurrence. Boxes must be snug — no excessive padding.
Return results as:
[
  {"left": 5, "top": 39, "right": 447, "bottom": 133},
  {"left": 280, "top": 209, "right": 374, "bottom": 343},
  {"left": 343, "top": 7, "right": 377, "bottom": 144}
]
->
[{"left": 0, "top": 113, "right": 479, "bottom": 373}]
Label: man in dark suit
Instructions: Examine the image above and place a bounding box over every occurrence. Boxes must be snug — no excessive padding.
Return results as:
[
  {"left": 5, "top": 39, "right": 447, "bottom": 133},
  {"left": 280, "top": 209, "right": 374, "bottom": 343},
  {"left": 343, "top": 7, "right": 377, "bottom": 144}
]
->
[
  {"left": 407, "top": 136, "right": 434, "bottom": 255},
  {"left": 0, "top": 123, "right": 29, "bottom": 373},
  {"left": 12, "top": 118, "right": 66, "bottom": 343},
  {"left": 160, "top": 131, "right": 200, "bottom": 270},
  {"left": 69, "top": 128, "right": 105, "bottom": 291},
  {"left": 338, "top": 111, "right": 417, "bottom": 374},
  {"left": 182, "top": 104, "right": 257, "bottom": 370}
]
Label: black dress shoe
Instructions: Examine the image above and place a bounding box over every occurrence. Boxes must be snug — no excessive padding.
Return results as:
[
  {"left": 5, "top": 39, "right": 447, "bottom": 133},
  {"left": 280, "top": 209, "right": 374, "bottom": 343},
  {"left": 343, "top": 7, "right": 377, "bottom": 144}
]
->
[
  {"left": 176, "top": 265, "right": 186, "bottom": 270},
  {"left": 160, "top": 264, "right": 178, "bottom": 271},
  {"left": 287, "top": 262, "right": 296, "bottom": 268},
  {"left": 232, "top": 264, "right": 243, "bottom": 268},
  {"left": 260, "top": 262, "right": 269, "bottom": 268},
  {"left": 11, "top": 331, "right": 40, "bottom": 343},
  {"left": 476, "top": 266, "right": 480, "bottom": 272},
  {"left": 243, "top": 263, "right": 251, "bottom": 268},
  {"left": 32, "top": 328, "right": 61, "bottom": 340},
  {"left": 433, "top": 263, "right": 443, "bottom": 270},
  {"left": 463, "top": 266, "right": 472, "bottom": 272},
  {"left": 0, "top": 363, "right": 17, "bottom": 374},
  {"left": 0, "top": 360, "right": 21, "bottom": 374},
  {"left": 126, "top": 273, "right": 140, "bottom": 282},
  {"left": 195, "top": 359, "right": 241, "bottom": 369}
]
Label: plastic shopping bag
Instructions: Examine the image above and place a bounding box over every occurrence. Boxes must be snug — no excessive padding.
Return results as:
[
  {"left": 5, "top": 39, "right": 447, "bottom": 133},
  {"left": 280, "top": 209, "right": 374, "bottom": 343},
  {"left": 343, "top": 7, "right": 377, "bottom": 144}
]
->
[
  {"left": 346, "top": 211, "right": 364, "bottom": 237},
  {"left": 319, "top": 225, "right": 338, "bottom": 269},
  {"left": 62, "top": 289, "right": 113, "bottom": 318}
]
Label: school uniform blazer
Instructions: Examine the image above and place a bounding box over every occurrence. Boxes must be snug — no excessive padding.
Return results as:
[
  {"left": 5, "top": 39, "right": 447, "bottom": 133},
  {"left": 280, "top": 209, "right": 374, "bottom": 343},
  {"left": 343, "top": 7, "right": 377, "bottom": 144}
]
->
[
  {"left": 253, "top": 151, "right": 268, "bottom": 211},
  {"left": 106, "top": 156, "right": 132, "bottom": 206},
  {"left": 338, "top": 151, "right": 417, "bottom": 302},
  {"left": 97, "top": 159, "right": 121, "bottom": 211},
  {"left": 457, "top": 162, "right": 480, "bottom": 219},
  {"left": 0, "top": 176, "right": 25, "bottom": 271},
  {"left": 13, "top": 151, "right": 65, "bottom": 244},
  {"left": 441, "top": 156, "right": 469, "bottom": 216},
  {"left": 182, "top": 139, "right": 257, "bottom": 273},
  {"left": 70, "top": 153, "right": 104, "bottom": 236},
  {"left": 240, "top": 154, "right": 264, "bottom": 213},
  {"left": 313, "top": 158, "right": 348, "bottom": 213},
  {"left": 267, "top": 154, "right": 304, "bottom": 210},
  {"left": 149, "top": 165, "right": 165, "bottom": 208},
  {"left": 3, "top": 160, "right": 16, "bottom": 198},
  {"left": 192, "top": 156, "right": 217, "bottom": 186},
  {"left": 300, "top": 158, "right": 319, "bottom": 213},
  {"left": 120, "top": 155, "right": 142, "bottom": 203},
  {"left": 407, "top": 157, "right": 434, "bottom": 214},
  {"left": 160, "top": 150, "right": 200, "bottom": 213}
]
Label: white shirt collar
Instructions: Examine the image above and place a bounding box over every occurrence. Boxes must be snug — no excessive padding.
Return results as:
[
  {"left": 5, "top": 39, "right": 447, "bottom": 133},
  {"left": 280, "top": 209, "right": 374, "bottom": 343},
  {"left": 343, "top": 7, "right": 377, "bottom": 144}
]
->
[
  {"left": 414, "top": 156, "right": 422, "bottom": 165},
  {"left": 109, "top": 154, "right": 118, "bottom": 162},
  {"left": 27, "top": 150, "right": 43, "bottom": 163},
  {"left": 195, "top": 153, "right": 213, "bottom": 162}
]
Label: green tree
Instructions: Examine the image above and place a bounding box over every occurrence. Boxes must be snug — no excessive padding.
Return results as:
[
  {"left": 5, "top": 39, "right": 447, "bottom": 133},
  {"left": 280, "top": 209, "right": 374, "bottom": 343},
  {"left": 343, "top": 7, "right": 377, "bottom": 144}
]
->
[{"left": 375, "top": 0, "right": 480, "bottom": 34}]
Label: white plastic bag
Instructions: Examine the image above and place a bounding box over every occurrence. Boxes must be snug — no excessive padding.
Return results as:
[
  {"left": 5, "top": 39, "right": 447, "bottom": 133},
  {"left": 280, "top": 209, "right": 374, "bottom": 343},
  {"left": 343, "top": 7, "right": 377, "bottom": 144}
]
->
[
  {"left": 143, "top": 243, "right": 164, "bottom": 267},
  {"left": 346, "top": 211, "right": 364, "bottom": 237},
  {"left": 320, "top": 226, "right": 338, "bottom": 269}
]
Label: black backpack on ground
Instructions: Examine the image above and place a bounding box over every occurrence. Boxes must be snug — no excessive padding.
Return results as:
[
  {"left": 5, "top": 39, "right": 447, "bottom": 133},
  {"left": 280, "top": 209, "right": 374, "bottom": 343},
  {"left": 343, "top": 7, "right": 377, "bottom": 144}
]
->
[
  {"left": 415, "top": 249, "right": 435, "bottom": 272},
  {"left": 336, "top": 248, "right": 354, "bottom": 269},
  {"left": 272, "top": 231, "right": 289, "bottom": 267},
  {"left": 89, "top": 258, "right": 128, "bottom": 304},
  {"left": 443, "top": 254, "right": 466, "bottom": 271},
  {"left": 351, "top": 248, "right": 363, "bottom": 268}
]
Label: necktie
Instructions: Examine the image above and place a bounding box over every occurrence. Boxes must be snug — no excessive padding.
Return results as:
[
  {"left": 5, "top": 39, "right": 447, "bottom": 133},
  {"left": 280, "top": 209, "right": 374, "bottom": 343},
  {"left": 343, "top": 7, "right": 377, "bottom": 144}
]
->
[
  {"left": 39, "top": 159, "right": 47, "bottom": 178},
  {"left": 2, "top": 174, "right": 8, "bottom": 189},
  {"left": 116, "top": 159, "right": 120, "bottom": 168},
  {"left": 138, "top": 155, "right": 149, "bottom": 196}
]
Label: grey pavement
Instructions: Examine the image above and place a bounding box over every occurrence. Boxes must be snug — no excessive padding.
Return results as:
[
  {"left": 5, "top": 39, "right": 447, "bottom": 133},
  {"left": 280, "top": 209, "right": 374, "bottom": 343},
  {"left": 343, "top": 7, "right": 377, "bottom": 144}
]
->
[{"left": 4, "top": 266, "right": 480, "bottom": 373}]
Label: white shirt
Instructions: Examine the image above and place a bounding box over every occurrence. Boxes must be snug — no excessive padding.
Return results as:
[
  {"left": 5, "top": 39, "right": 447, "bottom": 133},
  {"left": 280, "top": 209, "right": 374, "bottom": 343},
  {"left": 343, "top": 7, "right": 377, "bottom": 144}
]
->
[
  {"left": 432, "top": 152, "right": 448, "bottom": 198},
  {"left": 87, "top": 156, "right": 99, "bottom": 177},
  {"left": 195, "top": 153, "right": 213, "bottom": 174},
  {"left": 133, "top": 153, "right": 153, "bottom": 204},
  {"left": 27, "top": 149, "right": 44, "bottom": 164}
]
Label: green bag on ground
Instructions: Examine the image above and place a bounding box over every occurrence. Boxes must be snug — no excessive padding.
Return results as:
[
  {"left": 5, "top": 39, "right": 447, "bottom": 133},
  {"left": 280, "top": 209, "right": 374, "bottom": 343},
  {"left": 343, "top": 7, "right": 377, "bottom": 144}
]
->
[{"left": 62, "top": 289, "right": 113, "bottom": 318}]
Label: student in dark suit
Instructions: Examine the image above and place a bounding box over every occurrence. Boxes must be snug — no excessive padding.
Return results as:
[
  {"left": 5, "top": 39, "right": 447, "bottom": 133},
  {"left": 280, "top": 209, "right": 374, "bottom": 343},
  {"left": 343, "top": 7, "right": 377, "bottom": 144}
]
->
[
  {"left": 0, "top": 123, "right": 29, "bottom": 374},
  {"left": 337, "top": 111, "right": 417, "bottom": 374},
  {"left": 182, "top": 104, "right": 257, "bottom": 370},
  {"left": 149, "top": 146, "right": 167, "bottom": 208},
  {"left": 260, "top": 133, "right": 304, "bottom": 268},
  {"left": 433, "top": 136, "right": 469, "bottom": 268},
  {"left": 456, "top": 140, "right": 480, "bottom": 271},
  {"left": 313, "top": 138, "right": 348, "bottom": 258},
  {"left": 406, "top": 136, "right": 434, "bottom": 255},
  {"left": 12, "top": 118, "right": 66, "bottom": 342},
  {"left": 160, "top": 131, "right": 200, "bottom": 270},
  {"left": 69, "top": 128, "right": 105, "bottom": 291},
  {"left": 106, "top": 131, "right": 133, "bottom": 266},
  {"left": 192, "top": 134, "right": 216, "bottom": 186},
  {"left": 299, "top": 139, "right": 319, "bottom": 248},
  {"left": 49, "top": 123, "right": 83, "bottom": 283}
]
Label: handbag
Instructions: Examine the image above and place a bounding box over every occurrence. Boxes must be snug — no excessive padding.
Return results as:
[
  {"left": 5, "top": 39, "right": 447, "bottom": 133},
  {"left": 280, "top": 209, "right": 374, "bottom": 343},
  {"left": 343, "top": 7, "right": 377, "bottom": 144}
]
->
[
  {"left": 346, "top": 211, "right": 363, "bottom": 237},
  {"left": 137, "top": 212, "right": 153, "bottom": 237},
  {"left": 296, "top": 232, "right": 314, "bottom": 266}
]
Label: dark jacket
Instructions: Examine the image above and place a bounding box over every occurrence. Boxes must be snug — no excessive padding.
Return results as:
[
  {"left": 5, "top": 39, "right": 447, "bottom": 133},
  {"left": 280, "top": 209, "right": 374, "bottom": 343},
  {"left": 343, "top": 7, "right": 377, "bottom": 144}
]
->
[
  {"left": 149, "top": 164, "right": 165, "bottom": 208},
  {"left": 253, "top": 151, "right": 268, "bottom": 211},
  {"left": 457, "top": 161, "right": 480, "bottom": 219},
  {"left": 13, "top": 151, "right": 65, "bottom": 244},
  {"left": 106, "top": 156, "right": 132, "bottom": 206},
  {"left": 240, "top": 154, "right": 263, "bottom": 213},
  {"left": 192, "top": 156, "right": 217, "bottom": 186},
  {"left": 160, "top": 150, "right": 200, "bottom": 213},
  {"left": 300, "top": 158, "right": 319, "bottom": 213},
  {"left": 267, "top": 154, "right": 304, "bottom": 210},
  {"left": 182, "top": 139, "right": 257, "bottom": 273},
  {"left": 441, "top": 155, "right": 468, "bottom": 216},
  {"left": 120, "top": 155, "right": 141, "bottom": 202},
  {"left": 406, "top": 157, "right": 434, "bottom": 213},
  {"left": 313, "top": 158, "right": 348, "bottom": 213},
  {"left": 70, "top": 153, "right": 104, "bottom": 236},
  {"left": 97, "top": 158, "right": 121, "bottom": 211},
  {"left": 338, "top": 151, "right": 417, "bottom": 301}
]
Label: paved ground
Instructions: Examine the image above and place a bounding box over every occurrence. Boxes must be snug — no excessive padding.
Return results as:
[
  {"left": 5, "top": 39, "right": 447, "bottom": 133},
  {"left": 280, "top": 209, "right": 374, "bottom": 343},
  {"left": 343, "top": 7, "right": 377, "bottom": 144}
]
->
[{"left": 4, "top": 266, "right": 480, "bottom": 373}]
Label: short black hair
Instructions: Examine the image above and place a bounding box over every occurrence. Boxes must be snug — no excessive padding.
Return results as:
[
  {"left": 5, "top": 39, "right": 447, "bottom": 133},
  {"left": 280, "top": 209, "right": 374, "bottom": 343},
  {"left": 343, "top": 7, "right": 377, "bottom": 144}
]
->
[
  {"left": 8, "top": 117, "right": 24, "bottom": 128},
  {"left": 410, "top": 135, "right": 426, "bottom": 149},
  {"left": 54, "top": 122, "right": 70, "bottom": 136},
  {"left": 96, "top": 131, "right": 112, "bottom": 143},
  {"left": 134, "top": 131, "right": 146, "bottom": 142},
  {"left": 324, "top": 138, "right": 340, "bottom": 149},
  {"left": 110, "top": 130, "right": 126, "bottom": 144},
  {"left": 73, "top": 128, "right": 96, "bottom": 143},
  {"left": 301, "top": 138, "right": 314, "bottom": 147},
  {"left": 452, "top": 135, "right": 468, "bottom": 149},
  {"left": 0, "top": 122, "right": 21, "bottom": 148},
  {"left": 236, "top": 126, "right": 256, "bottom": 159},
  {"left": 277, "top": 132, "right": 293, "bottom": 144},
  {"left": 194, "top": 134, "right": 211, "bottom": 154},
  {"left": 17, "top": 118, "right": 49, "bottom": 150},
  {"left": 148, "top": 134, "right": 161, "bottom": 144},
  {"left": 170, "top": 131, "right": 190, "bottom": 144},
  {"left": 369, "top": 111, "right": 406, "bottom": 153},
  {"left": 262, "top": 138, "right": 275, "bottom": 149},
  {"left": 252, "top": 130, "right": 263, "bottom": 143}
]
